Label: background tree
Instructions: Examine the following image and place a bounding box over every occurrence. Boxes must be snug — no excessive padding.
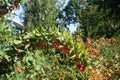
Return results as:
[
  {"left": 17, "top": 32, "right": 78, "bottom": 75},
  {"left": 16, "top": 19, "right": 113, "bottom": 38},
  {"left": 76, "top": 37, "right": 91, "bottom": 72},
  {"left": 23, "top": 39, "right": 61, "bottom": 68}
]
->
[
  {"left": 24, "top": 0, "right": 64, "bottom": 31},
  {"left": 59, "top": 0, "right": 120, "bottom": 40},
  {"left": 92, "top": 0, "right": 120, "bottom": 18}
]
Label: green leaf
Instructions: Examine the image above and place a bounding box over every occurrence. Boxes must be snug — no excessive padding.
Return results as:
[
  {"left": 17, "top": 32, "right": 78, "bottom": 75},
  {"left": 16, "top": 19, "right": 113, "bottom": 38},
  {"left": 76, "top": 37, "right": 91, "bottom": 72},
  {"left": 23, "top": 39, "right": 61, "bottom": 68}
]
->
[
  {"left": 65, "top": 31, "right": 70, "bottom": 40},
  {"left": 84, "top": 49, "right": 88, "bottom": 56},
  {"left": 14, "top": 40, "right": 22, "bottom": 45},
  {"left": 41, "top": 68, "right": 45, "bottom": 73},
  {"left": 0, "top": 50, "right": 5, "bottom": 56},
  {"left": 70, "top": 54, "right": 76, "bottom": 59},
  {"left": 4, "top": 55, "right": 10, "bottom": 61}
]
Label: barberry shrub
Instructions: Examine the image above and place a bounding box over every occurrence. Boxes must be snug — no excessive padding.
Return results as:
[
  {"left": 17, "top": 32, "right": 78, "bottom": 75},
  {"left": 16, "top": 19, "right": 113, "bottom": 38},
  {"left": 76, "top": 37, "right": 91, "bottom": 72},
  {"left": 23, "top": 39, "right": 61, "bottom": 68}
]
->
[
  {"left": 0, "top": 0, "right": 23, "bottom": 17},
  {"left": 87, "top": 38, "right": 120, "bottom": 80},
  {"left": 0, "top": 25, "right": 89, "bottom": 79}
]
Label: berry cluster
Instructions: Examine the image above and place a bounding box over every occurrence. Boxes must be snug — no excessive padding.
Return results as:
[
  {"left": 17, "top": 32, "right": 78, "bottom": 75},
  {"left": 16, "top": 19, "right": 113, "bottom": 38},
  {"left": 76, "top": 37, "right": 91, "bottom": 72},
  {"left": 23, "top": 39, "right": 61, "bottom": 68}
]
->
[{"left": 0, "top": 1, "right": 20, "bottom": 16}]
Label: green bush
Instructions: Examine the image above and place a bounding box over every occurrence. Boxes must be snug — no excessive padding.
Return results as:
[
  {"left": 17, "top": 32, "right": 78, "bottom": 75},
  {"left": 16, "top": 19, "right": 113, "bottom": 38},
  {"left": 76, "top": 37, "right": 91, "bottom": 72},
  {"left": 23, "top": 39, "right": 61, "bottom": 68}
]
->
[
  {"left": 87, "top": 38, "right": 120, "bottom": 80},
  {"left": 0, "top": 25, "right": 89, "bottom": 79}
]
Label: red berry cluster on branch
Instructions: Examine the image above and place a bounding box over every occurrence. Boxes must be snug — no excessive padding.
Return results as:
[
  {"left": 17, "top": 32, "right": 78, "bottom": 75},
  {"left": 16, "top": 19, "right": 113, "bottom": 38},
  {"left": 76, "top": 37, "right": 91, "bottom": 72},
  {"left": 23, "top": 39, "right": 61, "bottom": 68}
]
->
[
  {"left": 37, "top": 42, "right": 43, "bottom": 48},
  {"left": 14, "top": 39, "right": 87, "bottom": 73},
  {"left": 33, "top": 39, "right": 71, "bottom": 56},
  {"left": 59, "top": 45, "right": 71, "bottom": 56},
  {"left": 0, "top": 1, "right": 20, "bottom": 16},
  {"left": 76, "top": 62, "right": 86, "bottom": 72},
  {"left": 10, "top": 2, "right": 20, "bottom": 10},
  {"left": 52, "top": 39, "right": 71, "bottom": 56},
  {"left": 52, "top": 39, "right": 61, "bottom": 49}
]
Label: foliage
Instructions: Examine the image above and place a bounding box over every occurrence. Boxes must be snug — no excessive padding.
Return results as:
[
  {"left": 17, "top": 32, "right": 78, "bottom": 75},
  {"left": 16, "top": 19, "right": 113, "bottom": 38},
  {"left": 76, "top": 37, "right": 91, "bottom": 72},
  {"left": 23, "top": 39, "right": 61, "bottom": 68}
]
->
[
  {"left": 0, "top": 0, "right": 23, "bottom": 20},
  {"left": 23, "top": 0, "right": 64, "bottom": 31},
  {"left": 59, "top": 0, "right": 120, "bottom": 40},
  {"left": 0, "top": 19, "right": 119, "bottom": 79},
  {"left": 0, "top": 0, "right": 120, "bottom": 80},
  {"left": 87, "top": 37, "right": 120, "bottom": 80},
  {"left": 91, "top": 0, "right": 120, "bottom": 18},
  {"left": 0, "top": 23, "right": 90, "bottom": 79}
]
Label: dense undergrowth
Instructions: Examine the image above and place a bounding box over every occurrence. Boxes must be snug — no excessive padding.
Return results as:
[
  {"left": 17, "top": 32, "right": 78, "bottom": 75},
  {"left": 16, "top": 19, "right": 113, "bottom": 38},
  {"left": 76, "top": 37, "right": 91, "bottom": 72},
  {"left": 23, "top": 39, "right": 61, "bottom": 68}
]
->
[{"left": 0, "top": 21, "right": 120, "bottom": 80}]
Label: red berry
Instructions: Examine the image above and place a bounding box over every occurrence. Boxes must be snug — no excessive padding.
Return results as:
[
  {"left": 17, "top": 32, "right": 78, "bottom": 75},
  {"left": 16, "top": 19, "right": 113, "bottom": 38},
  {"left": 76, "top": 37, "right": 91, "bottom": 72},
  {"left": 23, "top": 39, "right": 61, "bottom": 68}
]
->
[
  {"left": 59, "top": 45, "right": 71, "bottom": 56},
  {"left": 1, "top": 57, "right": 6, "bottom": 64},
  {"left": 11, "top": 2, "right": 20, "bottom": 9},
  {"left": 16, "top": 67, "right": 23, "bottom": 72},
  {"left": 75, "top": 62, "right": 86, "bottom": 72},
  {"left": 37, "top": 42, "right": 42, "bottom": 48},
  {"left": 52, "top": 39, "right": 60, "bottom": 49},
  {"left": 0, "top": 9, "right": 8, "bottom": 15}
]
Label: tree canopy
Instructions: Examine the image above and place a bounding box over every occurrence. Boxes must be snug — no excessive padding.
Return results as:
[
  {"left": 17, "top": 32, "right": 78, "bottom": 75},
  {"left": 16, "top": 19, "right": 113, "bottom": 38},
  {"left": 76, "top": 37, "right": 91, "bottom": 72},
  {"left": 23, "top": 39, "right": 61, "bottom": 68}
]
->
[
  {"left": 92, "top": 0, "right": 120, "bottom": 17},
  {"left": 24, "top": 0, "right": 62, "bottom": 31},
  {"left": 59, "top": 0, "right": 120, "bottom": 40}
]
